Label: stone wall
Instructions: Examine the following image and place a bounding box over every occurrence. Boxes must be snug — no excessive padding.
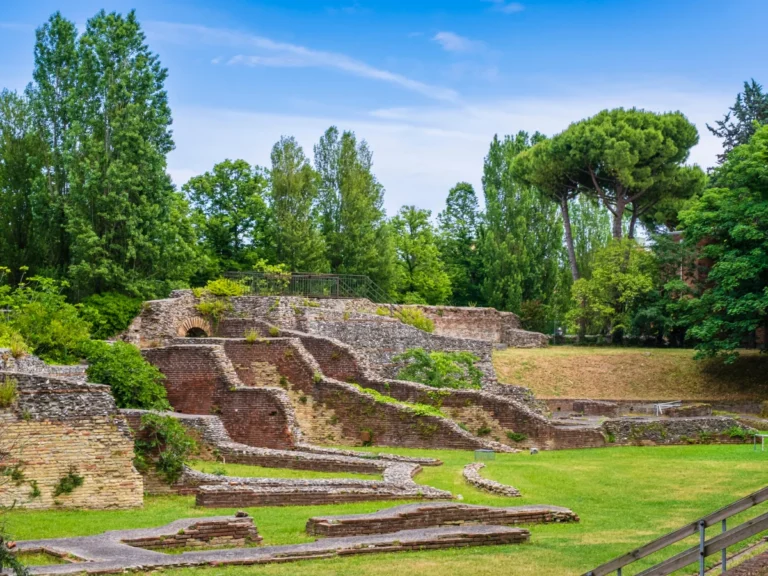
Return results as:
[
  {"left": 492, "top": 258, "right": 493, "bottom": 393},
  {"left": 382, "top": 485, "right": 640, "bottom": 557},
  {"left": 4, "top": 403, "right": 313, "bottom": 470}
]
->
[
  {"left": 142, "top": 345, "right": 300, "bottom": 449},
  {"left": 0, "top": 372, "right": 142, "bottom": 510},
  {"left": 122, "top": 517, "right": 262, "bottom": 550},
  {"left": 545, "top": 398, "right": 766, "bottom": 416},
  {"left": 603, "top": 416, "right": 755, "bottom": 445}
]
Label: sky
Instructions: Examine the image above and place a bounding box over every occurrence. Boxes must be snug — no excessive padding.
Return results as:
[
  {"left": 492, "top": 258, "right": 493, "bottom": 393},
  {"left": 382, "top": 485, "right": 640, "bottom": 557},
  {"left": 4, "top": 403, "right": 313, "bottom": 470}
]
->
[{"left": 1, "top": 0, "right": 766, "bottom": 216}]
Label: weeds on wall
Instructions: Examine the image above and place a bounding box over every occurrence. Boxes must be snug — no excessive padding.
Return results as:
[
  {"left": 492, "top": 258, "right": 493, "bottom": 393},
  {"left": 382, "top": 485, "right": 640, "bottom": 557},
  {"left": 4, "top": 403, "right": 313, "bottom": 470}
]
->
[
  {"left": 393, "top": 308, "right": 434, "bottom": 333},
  {"left": 52, "top": 466, "right": 84, "bottom": 497},
  {"left": 352, "top": 384, "right": 445, "bottom": 418},
  {"left": 134, "top": 414, "right": 198, "bottom": 485},
  {"left": 193, "top": 277, "right": 249, "bottom": 332},
  {"left": 394, "top": 348, "right": 482, "bottom": 389},
  {"left": 0, "top": 377, "right": 18, "bottom": 409}
]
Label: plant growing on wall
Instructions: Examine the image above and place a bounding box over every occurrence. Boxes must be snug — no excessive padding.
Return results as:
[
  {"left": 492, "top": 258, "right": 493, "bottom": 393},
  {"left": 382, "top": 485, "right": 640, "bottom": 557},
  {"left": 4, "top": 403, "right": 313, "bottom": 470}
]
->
[
  {"left": 392, "top": 308, "right": 434, "bottom": 333},
  {"left": 52, "top": 465, "right": 84, "bottom": 497},
  {"left": 133, "top": 413, "right": 198, "bottom": 485},
  {"left": 393, "top": 348, "right": 482, "bottom": 389},
  {"left": 0, "top": 377, "right": 18, "bottom": 409}
]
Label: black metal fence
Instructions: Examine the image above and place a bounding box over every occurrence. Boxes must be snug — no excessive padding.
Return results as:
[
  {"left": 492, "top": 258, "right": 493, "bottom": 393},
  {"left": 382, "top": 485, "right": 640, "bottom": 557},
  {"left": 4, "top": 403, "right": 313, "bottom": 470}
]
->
[{"left": 223, "top": 272, "right": 390, "bottom": 303}]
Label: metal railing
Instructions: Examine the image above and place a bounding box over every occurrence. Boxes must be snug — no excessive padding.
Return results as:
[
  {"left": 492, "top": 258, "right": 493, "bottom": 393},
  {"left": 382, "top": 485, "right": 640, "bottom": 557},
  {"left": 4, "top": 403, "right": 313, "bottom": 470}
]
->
[
  {"left": 223, "top": 272, "right": 390, "bottom": 303},
  {"left": 584, "top": 486, "right": 768, "bottom": 576}
]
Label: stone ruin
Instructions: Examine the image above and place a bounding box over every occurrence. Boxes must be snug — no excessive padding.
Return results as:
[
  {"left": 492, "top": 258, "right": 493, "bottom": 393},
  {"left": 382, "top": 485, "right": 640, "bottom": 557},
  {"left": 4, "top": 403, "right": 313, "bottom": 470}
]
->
[{"left": 0, "top": 292, "right": 756, "bottom": 514}]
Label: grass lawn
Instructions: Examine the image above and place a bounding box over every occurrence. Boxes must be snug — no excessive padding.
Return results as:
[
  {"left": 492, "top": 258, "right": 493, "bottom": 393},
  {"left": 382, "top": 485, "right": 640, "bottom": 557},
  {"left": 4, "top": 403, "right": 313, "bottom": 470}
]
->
[
  {"left": 6, "top": 444, "right": 768, "bottom": 576},
  {"left": 494, "top": 346, "right": 768, "bottom": 401},
  {"left": 187, "top": 460, "right": 381, "bottom": 480}
]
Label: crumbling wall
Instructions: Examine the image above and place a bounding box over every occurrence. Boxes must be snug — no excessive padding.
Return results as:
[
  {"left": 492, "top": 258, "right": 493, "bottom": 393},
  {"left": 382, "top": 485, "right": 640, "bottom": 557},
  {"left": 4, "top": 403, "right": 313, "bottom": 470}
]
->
[{"left": 0, "top": 372, "right": 142, "bottom": 510}]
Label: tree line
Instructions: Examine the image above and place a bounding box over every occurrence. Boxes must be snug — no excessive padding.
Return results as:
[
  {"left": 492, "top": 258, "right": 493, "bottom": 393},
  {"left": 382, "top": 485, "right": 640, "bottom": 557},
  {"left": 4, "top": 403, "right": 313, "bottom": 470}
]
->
[{"left": 1, "top": 10, "right": 767, "bottom": 359}]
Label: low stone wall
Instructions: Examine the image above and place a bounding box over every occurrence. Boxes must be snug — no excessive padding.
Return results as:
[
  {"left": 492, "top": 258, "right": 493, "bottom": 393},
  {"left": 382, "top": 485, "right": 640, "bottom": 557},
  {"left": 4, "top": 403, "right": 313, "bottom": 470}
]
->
[
  {"left": 122, "top": 517, "right": 261, "bottom": 550},
  {"left": 142, "top": 345, "right": 300, "bottom": 449},
  {"left": 545, "top": 398, "right": 766, "bottom": 416},
  {"left": 0, "top": 349, "right": 87, "bottom": 380},
  {"left": 0, "top": 372, "right": 143, "bottom": 510},
  {"left": 666, "top": 403, "right": 712, "bottom": 417},
  {"left": 572, "top": 400, "right": 620, "bottom": 418},
  {"left": 602, "top": 417, "right": 755, "bottom": 445},
  {"left": 306, "top": 502, "right": 579, "bottom": 537},
  {"left": 463, "top": 462, "right": 521, "bottom": 497}
]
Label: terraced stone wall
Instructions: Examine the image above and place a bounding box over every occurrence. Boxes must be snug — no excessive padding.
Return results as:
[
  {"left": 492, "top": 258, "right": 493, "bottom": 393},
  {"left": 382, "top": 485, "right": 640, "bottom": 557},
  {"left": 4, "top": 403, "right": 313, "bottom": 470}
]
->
[
  {"left": 0, "top": 372, "right": 142, "bottom": 510},
  {"left": 142, "top": 345, "right": 297, "bottom": 449}
]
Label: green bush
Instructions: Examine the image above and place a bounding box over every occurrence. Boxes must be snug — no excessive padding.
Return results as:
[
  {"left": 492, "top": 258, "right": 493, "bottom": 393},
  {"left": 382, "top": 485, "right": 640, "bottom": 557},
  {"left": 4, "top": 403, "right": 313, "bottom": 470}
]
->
[
  {"left": 81, "top": 341, "right": 170, "bottom": 410},
  {"left": 133, "top": 413, "right": 198, "bottom": 485},
  {"left": 197, "top": 277, "right": 249, "bottom": 297},
  {"left": 0, "top": 276, "right": 91, "bottom": 364},
  {"left": 506, "top": 431, "right": 528, "bottom": 443},
  {"left": 394, "top": 348, "right": 482, "bottom": 389},
  {"left": 52, "top": 465, "right": 84, "bottom": 497},
  {"left": 393, "top": 307, "right": 434, "bottom": 333},
  {"left": 78, "top": 292, "right": 143, "bottom": 339},
  {"left": 726, "top": 426, "right": 748, "bottom": 439},
  {"left": 0, "top": 324, "right": 29, "bottom": 358}
]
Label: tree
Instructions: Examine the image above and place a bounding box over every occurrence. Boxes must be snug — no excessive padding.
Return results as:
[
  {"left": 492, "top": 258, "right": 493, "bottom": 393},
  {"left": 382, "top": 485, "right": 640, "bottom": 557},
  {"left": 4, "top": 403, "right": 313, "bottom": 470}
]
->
[
  {"left": 560, "top": 108, "right": 699, "bottom": 239},
  {"left": 707, "top": 79, "right": 768, "bottom": 163},
  {"left": 28, "top": 12, "right": 78, "bottom": 277},
  {"left": 567, "top": 239, "right": 656, "bottom": 342},
  {"left": 437, "top": 182, "right": 483, "bottom": 305},
  {"left": 0, "top": 91, "right": 47, "bottom": 281},
  {"left": 679, "top": 125, "right": 768, "bottom": 361},
  {"left": 569, "top": 195, "right": 612, "bottom": 281},
  {"left": 184, "top": 159, "right": 270, "bottom": 272},
  {"left": 391, "top": 205, "right": 451, "bottom": 304},
  {"left": 64, "top": 10, "right": 198, "bottom": 298},
  {"left": 313, "top": 127, "right": 394, "bottom": 287},
  {"left": 269, "top": 136, "right": 328, "bottom": 272},
  {"left": 480, "top": 132, "right": 564, "bottom": 313}
]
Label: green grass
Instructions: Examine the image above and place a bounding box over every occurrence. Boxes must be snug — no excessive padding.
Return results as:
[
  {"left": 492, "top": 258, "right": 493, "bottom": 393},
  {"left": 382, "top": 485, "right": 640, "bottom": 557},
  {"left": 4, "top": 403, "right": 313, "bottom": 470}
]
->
[
  {"left": 187, "top": 460, "right": 380, "bottom": 480},
  {"left": 13, "top": 551, "right": 68, "bottom": 566},
  {"left": 5, "top": 445, "right": 768, "bottom": 576}
]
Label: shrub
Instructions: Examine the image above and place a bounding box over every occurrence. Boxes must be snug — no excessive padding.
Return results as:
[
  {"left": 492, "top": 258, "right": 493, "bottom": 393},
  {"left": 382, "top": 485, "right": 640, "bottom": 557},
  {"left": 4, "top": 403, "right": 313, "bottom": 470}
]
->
[
  {"left": 52, "top": 465, "right": 84, "bottom": 497},
  {"left": 506, "top": 431, "right": 528, "bottom": 443},
  {"left": 268, "top": 326, "right": 280, "bottom": 337},
  {"left": 0, "top": 377, "right": 18, "bottom": 408},
  {"left": 134, "top": 413, "right": 198, "bottom": 485},
  {"left": 726, "top": 426, "right": 748, "bottom": 439},
  {"left": 199, "top": 277, "right": 249, "bottom": 297},
  {"left": 81, "top": 341, "right": 170, "bottom": 410},
  {"left": 394, "top": 348, "right": 482, "bottom": 389},
  {"left": 353, "top": 384, "right": 445, "bottom": 418},
  {"left": 244, "top": 329, "right": 259, "bottom": 343},
  {"left": 195, "top": 298, "right": 231, "bottom": 327},
  {"left": 78, "top": 293, "right": 143, "bottom": 340},
  {"left": 393, "top": 307, "right": 434, "bottom": 333},
  {"left": 375, "top": 306, "right": 391, "bottom": 316},
  {"left": 476, "top": 425, "right": 492, "bottom": 436},
  {"left": 0, "top": 276, "right": 91, "bottom": 364}
]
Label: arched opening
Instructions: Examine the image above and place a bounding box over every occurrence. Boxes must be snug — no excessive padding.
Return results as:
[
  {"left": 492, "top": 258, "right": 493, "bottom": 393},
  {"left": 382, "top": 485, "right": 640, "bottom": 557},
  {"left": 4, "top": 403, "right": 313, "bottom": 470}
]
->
[{"left": 186, "top": 327, "right": 208, "bottom": 338}]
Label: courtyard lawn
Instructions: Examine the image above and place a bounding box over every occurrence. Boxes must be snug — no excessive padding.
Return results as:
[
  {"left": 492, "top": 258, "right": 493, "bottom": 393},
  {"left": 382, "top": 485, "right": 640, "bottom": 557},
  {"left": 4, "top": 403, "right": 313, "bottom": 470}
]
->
[
  {"left": 6, "top": 444, "right": 768, "bottom": 575},
  {"left": 493, "top": 346, "right": 768, "bottom": 401},
  {"left": 187, "top": 460, "right": 381, "bottom": 480}
]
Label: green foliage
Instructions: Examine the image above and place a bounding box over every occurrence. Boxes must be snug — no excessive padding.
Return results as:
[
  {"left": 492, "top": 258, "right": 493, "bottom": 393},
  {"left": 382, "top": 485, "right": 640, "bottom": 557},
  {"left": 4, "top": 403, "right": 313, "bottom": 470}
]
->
[
  {"left": 244, "top": 329, "right": 259, "bottom": 343},
  {"left": 437, "top": 182, "right": 484, "bottom": 306},
  {"left": 679, "top": 125, "right": 768, "bottom": 361},
  {"left": 506, "top": 431, "right": 527, "bottom": 442},
  {"left": 270, "top": 136, "right": 328, "bottom": 273},
  {"left": 184, "top": 159, "right": 270, "bottom": 274},
  {"left": 314, "top": 127, "right": 395, "bottom": 290},
  {"left": 0, "top": 325, "right": 28, "bottom": 359},
  {"left": 393, "top": 348, "right": 482, "bottom": 389},
  {"left": 51, "top": 466, "right": 84, "bottom": 497},
  {"left": 391, "top": 206, "right": 452, "bottom": 304},
  {"left": 476, "top": 425, "right": 492, "bottom": 436},
  {"left": 707, "top": 79, "right": 768, "bottom": 163},
  {"left": 81, "top": 341, "right": 170, "bottom": 410},
  {"left": 78, "top": 292, "right": 143, "bottom": 339},
  {"left": 481, "top": 132, "right": 564, "bottom": 313},
  {"left": 199, "top": 277, "right": 249, "bottom": 297},
  {"left": 0, "top": 533, "right": 31, "bottom": 575},
  {"left": 726, "top": 426, "right": 748, "bottom": 439},
  {"left": 567, "top": 240, "right": 656, "bottom": 341},
  {"left": 269, "top": 326, "right": 280, "bottom": 337},
  {"left": 0, "top": 274, "right": 91, "bottom": 364},
  {"left": 393, "top": 307, "right": 434, "bottom": 333},
  {"left": 353, "top": 384, "right": 445, "bottom": 418},
  {"left": 0, "top": 377, "right": 18, "bottom": 408},
  {"left": 133, "top": 413, "right": 197, "bottom": 485}
]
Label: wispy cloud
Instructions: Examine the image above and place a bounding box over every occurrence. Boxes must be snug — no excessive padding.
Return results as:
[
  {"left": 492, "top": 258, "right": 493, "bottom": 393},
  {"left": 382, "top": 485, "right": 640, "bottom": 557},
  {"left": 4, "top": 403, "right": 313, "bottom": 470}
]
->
[
  {"left": 146, "top": 21, "right": 459, "bottom": 103},
  {"left": 484, "top": 0, "right": 525, "bottom": 14},
  {"left": 432, "top": 31, "right": 485, "bottom": 53}
]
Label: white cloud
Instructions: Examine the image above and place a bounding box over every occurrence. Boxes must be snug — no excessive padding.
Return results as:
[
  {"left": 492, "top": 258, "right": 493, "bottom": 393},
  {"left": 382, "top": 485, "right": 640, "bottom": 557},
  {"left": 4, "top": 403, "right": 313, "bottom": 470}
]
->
[
  {"left": 484, "top": 0, "right": 525, "bottom": 14},
  {"left": 167, "top": 86, "right": 730, "bottom": 218},
  {"left": 432, "top": 31, "right": 485, "bottom": 53},
  {"left": 145, "top": 21, "right": 459, "bottom": 103}
]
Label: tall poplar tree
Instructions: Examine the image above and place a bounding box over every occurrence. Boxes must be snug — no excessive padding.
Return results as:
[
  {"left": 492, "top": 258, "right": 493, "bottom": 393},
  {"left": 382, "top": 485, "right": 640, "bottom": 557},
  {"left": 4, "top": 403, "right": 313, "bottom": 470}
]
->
[
  {"left": 64, "top": 10, "right": 198, "bottom": 297},
  {"left": 480, "top": 132, "right": 564, "bottom": 313},
  {"left": 270, "top": 136, "right": 328, "bottom": 272},
  {"left": 314, "top": 126, "right": 393, "bottom": 287},
  {"left": 437, "top": 182, "right": 483, "bottom": 306}
]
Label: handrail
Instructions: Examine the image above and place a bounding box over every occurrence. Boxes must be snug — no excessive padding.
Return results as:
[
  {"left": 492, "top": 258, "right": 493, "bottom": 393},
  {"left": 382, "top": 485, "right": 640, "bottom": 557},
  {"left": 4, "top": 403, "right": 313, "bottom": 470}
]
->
[
  {"left": 223, "top": 272, "right": 391, "bottom": 303},
  {"left": 585, "top": 486, "right": 768, "bottom": 576}
]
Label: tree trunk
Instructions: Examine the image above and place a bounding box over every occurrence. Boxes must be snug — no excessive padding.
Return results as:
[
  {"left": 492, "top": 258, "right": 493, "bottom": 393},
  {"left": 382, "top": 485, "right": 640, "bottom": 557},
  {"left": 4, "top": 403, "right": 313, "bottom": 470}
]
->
[
  {"left": 560, "top": 195, "right": 580, "bottom": 281},
  {"left": 612, "top": 200, "right": 625, "bottom": 239},
  {"left": 628, "top": 209, "right": 639, "bottom": 240}
]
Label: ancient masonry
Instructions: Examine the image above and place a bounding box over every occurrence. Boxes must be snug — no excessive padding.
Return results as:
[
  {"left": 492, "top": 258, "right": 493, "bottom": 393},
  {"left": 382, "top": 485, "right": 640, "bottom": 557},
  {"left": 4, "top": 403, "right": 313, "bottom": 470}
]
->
[
  {"left": 13, "top": 502, "right": 581, "bottom": 574},
  {"left": 0, "top": 369, "right": 143, "bottom": 510}
]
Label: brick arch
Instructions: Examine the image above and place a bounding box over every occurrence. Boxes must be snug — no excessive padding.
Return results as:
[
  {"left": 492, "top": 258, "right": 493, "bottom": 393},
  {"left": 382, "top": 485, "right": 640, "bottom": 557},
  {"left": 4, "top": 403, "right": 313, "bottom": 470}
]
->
[{"left": 177, "top": 316, "right": 212, "bottom": 337}]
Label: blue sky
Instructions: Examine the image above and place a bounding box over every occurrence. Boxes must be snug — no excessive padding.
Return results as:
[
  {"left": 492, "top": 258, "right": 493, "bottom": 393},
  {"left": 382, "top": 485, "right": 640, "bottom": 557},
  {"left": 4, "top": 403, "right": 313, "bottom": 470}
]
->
[{"left": 1, "top": 0, "right": 766, "bottom": 215}]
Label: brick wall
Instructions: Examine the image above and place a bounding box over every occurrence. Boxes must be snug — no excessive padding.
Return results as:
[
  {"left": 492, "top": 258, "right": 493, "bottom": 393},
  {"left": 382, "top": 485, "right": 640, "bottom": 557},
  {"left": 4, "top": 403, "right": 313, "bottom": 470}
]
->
[
  {"left": 142, "top": 346, "right": 298, "bottom": 449},
  {"left": 0, "top": 372, "right": 143, "bottom": 510}
]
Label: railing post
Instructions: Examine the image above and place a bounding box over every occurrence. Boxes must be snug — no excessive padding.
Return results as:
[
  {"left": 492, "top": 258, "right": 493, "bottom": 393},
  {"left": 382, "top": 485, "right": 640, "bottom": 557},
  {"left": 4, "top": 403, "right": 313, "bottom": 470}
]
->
[
  {"left": 721, "top": 518, "right": 727, "bottom": 573},
  {"left": 617, "top": 568, "right": 621, "bottom": 576},
  {"left": 699, "top": 520, "right": 706, "bottom": 576}
]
